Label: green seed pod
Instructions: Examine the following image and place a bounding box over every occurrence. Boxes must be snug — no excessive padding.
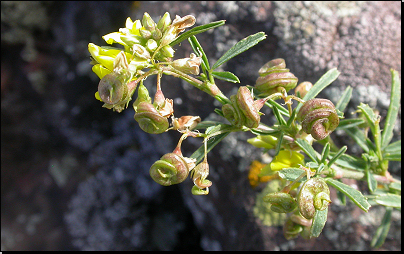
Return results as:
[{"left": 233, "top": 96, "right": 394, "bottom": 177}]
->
[
  {"left": 297, "top": 98, "right": 339, "bottom": 140},
  {"left": 283, "top": 213, "right": 312, "bottom": 240},
  {"left": 134, "top": 101, "right": 169, "bottom": 134},
  {"left": 297, "top": 177, "right": 331, "bottom": 219},
  {"left": 222, "top": 86, "right": 262, "bottom": 128},
  {"left": 263, "top": 192, "right": 297, "bottom": 213},
  {"left": 98, "top": 72, "right": 129, "bottom": 105},
  {"left": 150, "top": 152, "right": 190, "bottom": 186},
  {"left": 255, "top": 58, "right": 298, "bottom": 96}
]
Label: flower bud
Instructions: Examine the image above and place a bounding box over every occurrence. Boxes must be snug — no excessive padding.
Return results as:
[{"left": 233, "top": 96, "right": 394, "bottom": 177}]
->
[
  {"left": 171, "top": 53, "right": 201, "bottom": 75},
  {"left": 152, "top": 28, "right": 163, "bottom": 40},
  {"left": 142, "top": 12, "right": 157, "bottom": 32},
  {"left": 263, "top": 192, "right": 297, "bottom": 213},
  {"left": 247, "top": 135, "right": 278, "bottom": 149},
  {"left": 294, "top": 81, "right": 313, "bottom": 98},
  {"left": 297, "top": 177, "right": 331, "bottom": 219},
  {"left": 172, "top": 116, "right": 201, "bottom": 131},
  {"left": 132, "top": 44, "right": 151, "bottom": 60},
  {"left": 160, "top": 45, "right": 175, "bottom": 58},
  {"left": 139, "top": 28, "right": 152, "bottom": 39},
  {"left": 146, "top": 39, "right": 158, "bottom": 52},
  {"left": 157, "top": 12, "right": 172, "bottom": 33},
  {"left": 255, "top": 58, "right": 298, "bottom": 96},
  {"left": 297, "top": 98, "right": 339, "bottom": 140}
]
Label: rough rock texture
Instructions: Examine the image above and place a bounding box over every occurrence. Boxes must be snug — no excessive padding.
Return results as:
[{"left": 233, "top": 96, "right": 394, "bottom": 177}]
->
[{"left": 1, "top": 1, "right": 401, "bottom": 251}]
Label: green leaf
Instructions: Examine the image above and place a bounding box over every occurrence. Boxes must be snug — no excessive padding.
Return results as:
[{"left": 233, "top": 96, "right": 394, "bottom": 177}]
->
[
  {"left": 310, "top": 207, "right": 328, "bottom": 238},
  {"left": 337, "top": 118, "right": 365, "bottom": 129},
  {"left": 366, "top": 168, "right": 377, "bottom": 193},
  {"left": 389, "top": 182, "right": 401, "bottom": 192},
  {"left": 335, "top": 86, "right": 353, "bottom": 112},
  {"left": 375, "top": 194, "right": 401, "bottom": 208},
  {"left": 382, "top": 140, "right": 401, "bottom": 161},
  {"left": 278, "top": 168, "right": 306, "bottom": 182},
  {"left": 272, "top": 105, "right": 287, "bottom": 126},
  {"left": 320, "top": 143, "right": 331, "bottom": 164},
  {"left": 188, "top": 35, "right": 210, "bottom": 71},
  {"left": 190, "top": 132, "right": 229, "bottom": 164},
  {"left": 371, "top": 207, "right": 392, "bottom": 248},
  {"left": 296, "top": 68, "right": 340, "bottom": 112},
  {"left": 342, "top": 127, "right": 370, "bottom": 153},
  {"left": 332, "top": 153, "right": 367, "bottom": 171},
  {"left": 327, "top": 146, "right": 347, "bottom": 168},
  {"left": 326, "top": 178, "right": 371, "bottom": 212},
  {"left": 212, "top": 32, "right": 267, "bottom": 70},
  {"left": 170, "top": 20, "right": 226, "bottom": 47},
  {"left": 358, "top": 103, "right": 379, "bottom": 135},
  {"left": 295, "top": 138, "right": 320, "bottom": 163},
  {"left": 265, "top": 99, "right": 290, "bottom": 116},
  {"left": 381, "top": 69, "right": 401, "bottom": 148},
  {"left": 211, "top": 71, "right": 240, "bottom": 83}
]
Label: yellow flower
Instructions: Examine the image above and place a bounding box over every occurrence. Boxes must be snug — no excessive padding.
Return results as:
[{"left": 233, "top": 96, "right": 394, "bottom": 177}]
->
[
  {"left": 248, "top": 160, "right": 277, "bottom": 188},
  {"left": 270, "top": 150, "right": 304, "bottom": 171}
]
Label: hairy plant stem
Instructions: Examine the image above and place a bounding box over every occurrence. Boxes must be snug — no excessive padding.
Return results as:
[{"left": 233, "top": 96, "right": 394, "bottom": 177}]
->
[{"left": 326, "top": 166, "right": 399, "bottom": 184}]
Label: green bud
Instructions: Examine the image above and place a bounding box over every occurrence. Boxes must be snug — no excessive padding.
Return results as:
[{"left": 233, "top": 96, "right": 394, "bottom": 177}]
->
[
  {"left": 146, "top": 39, "right": 158, "bottom": 52},
  {"left": 139, "top": 28, "right": 152, "bottom": 39},
  {"left": 142, "top": 12, "right": 157, "bottom": 32},
  {"left": 157, "top": 12, "right": 172, "bottom": 33},
  {"left": 160, "top": 45, "right": 175, "bottom": 58},
  {"left": 152, "top": 28, "right": 163, "bottom": 40}
]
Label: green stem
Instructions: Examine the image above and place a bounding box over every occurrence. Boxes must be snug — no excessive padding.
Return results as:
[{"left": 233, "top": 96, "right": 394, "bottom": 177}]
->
[{"left": 326, "top": 166, "right": 399, "bottom": 184}]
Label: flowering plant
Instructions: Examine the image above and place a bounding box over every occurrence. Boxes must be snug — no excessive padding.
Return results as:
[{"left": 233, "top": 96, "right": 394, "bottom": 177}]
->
[{"left": 88, "top": 12, "right": 401, "bottom": 248}]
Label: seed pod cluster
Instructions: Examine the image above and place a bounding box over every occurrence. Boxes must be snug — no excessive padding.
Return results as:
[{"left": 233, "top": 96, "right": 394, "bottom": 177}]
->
[
  {"left": 255, "top": 58, "right": 298, "bottom": 96},
  {"left": 297, "top": 98, "right": 339, "bottom": 140}
]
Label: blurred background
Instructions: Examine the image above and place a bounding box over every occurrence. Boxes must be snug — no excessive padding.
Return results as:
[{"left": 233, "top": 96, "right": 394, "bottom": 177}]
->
[{"left": 1, "top": 1, "right": 401, "bottom": 250}]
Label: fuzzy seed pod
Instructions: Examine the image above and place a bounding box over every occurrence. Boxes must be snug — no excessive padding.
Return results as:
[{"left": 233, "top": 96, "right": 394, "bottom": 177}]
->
[
  {"left": 297, "top": 98, "right": 339, "bottom": 140},
  {"left": 149, "top": 152, "right": 190, "bottom": 186},
  {"left": 297, "top": 177, "right": 331, "bottom": 219},
  {"left": 255, "top": 58, "right": 298, "bottom": 96},
  {"left": 134, "top": 101, "right": 169, "bottom": 134},
  {"left": 222, "top": 86, "right": 262, "bottom": 128},
  {"left": 263, "top": 192, "right": 297, "bottom": 213},
  {"left": 98, "top": 72, "right": 129, "bottom": 105}
]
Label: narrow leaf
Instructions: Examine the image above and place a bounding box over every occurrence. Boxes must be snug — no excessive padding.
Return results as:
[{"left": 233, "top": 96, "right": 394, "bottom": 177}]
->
[
  {"left": 382, "top": 139, "right": 401, "bottom": 161},
  {"left": 320, "top": 143, "right": 331, "bottom": 164},
  {"left": 188, "top": 35, "right": 210, "bottom": 71},
  {"left": 327, "top": 146, "right": 347, "bottom": 168},
  {"left": 335, "top": 86, "right": 353, "bottom": 112},
  {"left": 381, "top": 69, "right": 401, "bottom": 148},
  {"left": 366, "top": 168, "right": 377, "bottom": 193},
  {"left": 371, "top": 207, "right": 392, "bottom": 248},
  {"left": 170, "top": 20, "right": 226, "bottom": 46},
  {"left": 310, "top": 207, "right": 328, "bottom": 238},
  {"left": 211, "top": 71, "right": 240, "bottom": 83},
  {"left": 358, "top": 103, "right": 378, "bottom": 134},
  {"left": 190, "top": 132, "right": 229, "bottom": 164},
  {"left": 332, "top": 153, "right": 367, "bottom": 171},
  {"left": 342, "top": 127, "right": 370, "bottom": 153},
  {"left": 265, "top": 99, "right": 290, "bottom": 116},
  {"left": 375, "top": 194, "right": 401, "bottom": 208},
  {"left": 326, "top": 178, "right": 371, "bottom": 212},
  {"left": 337, "top": 118, "right": 365, "bottom": 129},
  {"left": 278, "top": 168, "right": 306, "bottom": 182},
  {"left": 212, "top": 32, "right": 267, "bottom": 70},
  {"left": 296, "top": 68, "right": 340, "bottom": 112},
  {"left": 295, "top": 138, "right": 320, "bottom": 163}
]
